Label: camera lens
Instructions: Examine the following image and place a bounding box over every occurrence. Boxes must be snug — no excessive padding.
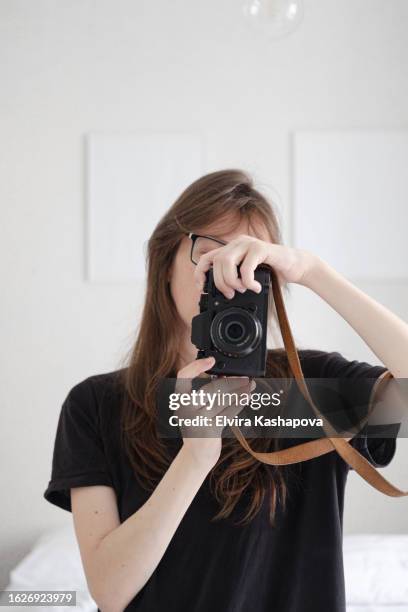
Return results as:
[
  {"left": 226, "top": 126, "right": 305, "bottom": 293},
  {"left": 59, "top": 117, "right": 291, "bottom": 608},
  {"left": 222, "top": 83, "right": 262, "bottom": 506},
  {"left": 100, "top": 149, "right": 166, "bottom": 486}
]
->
[
  {"left": 225, "top": 321, "right": 245, "bottom": 342},
  {"left": 210, "top": 307, "right": 262, "bottom": 357}
]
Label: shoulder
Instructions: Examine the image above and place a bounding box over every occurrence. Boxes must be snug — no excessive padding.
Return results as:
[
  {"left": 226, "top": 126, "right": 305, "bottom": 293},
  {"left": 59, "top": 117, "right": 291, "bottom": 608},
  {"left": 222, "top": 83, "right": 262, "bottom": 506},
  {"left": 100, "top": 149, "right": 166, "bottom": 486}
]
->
[
  {"left": 266, "top": 347, "right": 335, "bottom": 377},
  {"left": 63, "top": 368, "right": 127, "bottom": 428},
  {"left": 266, "top": 348, "right": 388, "bottom": 378},
  {"left": 298, "top": 348, "right": 340, "bottom": 377},
  {"left": 68, "top": 368, "right": 126, "bottom": 402}
]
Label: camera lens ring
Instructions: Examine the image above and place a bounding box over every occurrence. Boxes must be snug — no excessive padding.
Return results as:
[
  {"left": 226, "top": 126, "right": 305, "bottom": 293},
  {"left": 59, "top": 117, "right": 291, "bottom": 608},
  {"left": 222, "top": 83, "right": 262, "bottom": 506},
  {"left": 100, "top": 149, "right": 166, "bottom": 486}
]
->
[{"left": 210, "top": 307, "right": 262, "bottom": 358}]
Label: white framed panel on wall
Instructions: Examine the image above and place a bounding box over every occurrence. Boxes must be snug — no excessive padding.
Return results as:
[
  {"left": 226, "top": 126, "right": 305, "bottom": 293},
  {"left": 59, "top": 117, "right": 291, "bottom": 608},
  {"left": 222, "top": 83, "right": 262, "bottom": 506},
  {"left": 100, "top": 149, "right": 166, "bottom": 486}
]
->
[
  {"left": 86, "top": 131, "right": 205, "bottom": 283},
  {"left": 292, "top": 130, "right": 408, "bottom": 281}
]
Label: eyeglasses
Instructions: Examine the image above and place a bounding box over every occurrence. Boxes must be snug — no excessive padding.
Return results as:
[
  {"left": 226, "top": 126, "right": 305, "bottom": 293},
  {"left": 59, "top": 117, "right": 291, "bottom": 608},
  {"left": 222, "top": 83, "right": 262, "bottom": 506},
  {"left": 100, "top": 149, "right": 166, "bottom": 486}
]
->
[{"left": 187, "top": 232, "right": 227, "bottom": 265}]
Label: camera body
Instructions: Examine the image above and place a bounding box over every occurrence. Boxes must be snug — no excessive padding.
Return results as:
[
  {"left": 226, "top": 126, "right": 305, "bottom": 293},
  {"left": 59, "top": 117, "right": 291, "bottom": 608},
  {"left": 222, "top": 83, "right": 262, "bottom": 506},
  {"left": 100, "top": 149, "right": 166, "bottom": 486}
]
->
[{"left": 191, "top": 265, "right": 271, "bottom": 377}]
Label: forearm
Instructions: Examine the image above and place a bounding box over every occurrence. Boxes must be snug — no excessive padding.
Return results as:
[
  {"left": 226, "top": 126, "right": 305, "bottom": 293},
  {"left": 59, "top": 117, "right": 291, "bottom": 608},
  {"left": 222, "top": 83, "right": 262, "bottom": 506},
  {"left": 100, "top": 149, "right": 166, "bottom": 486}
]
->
[
  {"left": 89, "top": 445, "right": 213, "bottom": 612},
  {"left": 300, "top": 256, "right": 408, "bottom": 378}
]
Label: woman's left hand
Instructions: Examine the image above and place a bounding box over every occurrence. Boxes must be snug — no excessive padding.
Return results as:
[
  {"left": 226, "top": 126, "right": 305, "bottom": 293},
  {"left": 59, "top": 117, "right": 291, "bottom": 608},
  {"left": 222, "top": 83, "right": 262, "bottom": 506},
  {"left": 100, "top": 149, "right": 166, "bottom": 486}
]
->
[{"left": 193, "top": 234, "right": 319, "bottom": 299}]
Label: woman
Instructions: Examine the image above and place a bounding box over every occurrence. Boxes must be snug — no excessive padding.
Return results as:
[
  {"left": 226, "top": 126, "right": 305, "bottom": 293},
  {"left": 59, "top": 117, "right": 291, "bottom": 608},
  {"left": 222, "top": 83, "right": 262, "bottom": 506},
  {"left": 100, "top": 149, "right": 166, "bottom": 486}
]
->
[{"left": 44, "top": 168, "right": 407, "bottom": 612}]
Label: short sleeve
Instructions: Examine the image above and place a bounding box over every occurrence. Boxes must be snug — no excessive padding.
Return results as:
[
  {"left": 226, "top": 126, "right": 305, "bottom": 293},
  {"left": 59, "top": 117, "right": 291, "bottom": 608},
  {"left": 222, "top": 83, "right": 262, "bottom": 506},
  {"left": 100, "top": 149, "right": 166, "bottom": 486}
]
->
[
  {"left": 320, "top": 351, "right": 398, "bottom": 469},
  {"left": 43, "top": 378, "right": 114, "bottom": 512}
]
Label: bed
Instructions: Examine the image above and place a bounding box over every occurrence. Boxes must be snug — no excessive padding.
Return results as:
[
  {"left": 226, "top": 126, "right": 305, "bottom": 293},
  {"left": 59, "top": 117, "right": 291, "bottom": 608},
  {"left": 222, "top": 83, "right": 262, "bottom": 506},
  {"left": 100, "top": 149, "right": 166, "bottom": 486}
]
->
[{"left": 5, "top": 526, "right": 408, "bottom": 611}]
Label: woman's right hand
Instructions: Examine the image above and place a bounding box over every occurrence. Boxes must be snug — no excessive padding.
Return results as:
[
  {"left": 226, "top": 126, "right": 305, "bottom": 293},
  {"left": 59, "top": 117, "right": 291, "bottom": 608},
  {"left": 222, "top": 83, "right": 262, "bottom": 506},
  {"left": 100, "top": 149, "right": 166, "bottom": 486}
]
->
[{"left": 176, "top": 356, "right": 255, "bottom": 469}]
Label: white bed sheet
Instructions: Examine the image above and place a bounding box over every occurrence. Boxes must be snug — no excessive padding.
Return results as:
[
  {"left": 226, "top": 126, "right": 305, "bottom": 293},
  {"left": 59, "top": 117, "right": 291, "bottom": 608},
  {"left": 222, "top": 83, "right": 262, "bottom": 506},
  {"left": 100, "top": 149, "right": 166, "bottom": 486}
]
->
[
  {"left": 347, "top": 604, "right": 408, "bottom": 612},
  {"left": 6, "top": 527, "right": 408, "bottom": 611},
  {"left": 344, "top": 534, "right": 408, "bottom": 606}
]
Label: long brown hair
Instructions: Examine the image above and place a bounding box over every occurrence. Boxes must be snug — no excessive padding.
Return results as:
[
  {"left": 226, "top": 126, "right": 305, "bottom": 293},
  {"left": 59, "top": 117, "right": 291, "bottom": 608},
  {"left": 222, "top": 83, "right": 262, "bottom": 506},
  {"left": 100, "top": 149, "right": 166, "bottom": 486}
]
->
[{"left": 119, "top": 169, "right": 296, "bottom": 526}]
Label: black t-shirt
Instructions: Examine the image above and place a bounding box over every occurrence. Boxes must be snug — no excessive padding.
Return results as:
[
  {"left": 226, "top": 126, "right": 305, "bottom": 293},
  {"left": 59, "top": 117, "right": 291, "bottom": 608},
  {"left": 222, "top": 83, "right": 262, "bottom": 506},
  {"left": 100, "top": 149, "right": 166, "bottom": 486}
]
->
[{"left": 43, "top": 349, "right": 398, "bottom": 612}]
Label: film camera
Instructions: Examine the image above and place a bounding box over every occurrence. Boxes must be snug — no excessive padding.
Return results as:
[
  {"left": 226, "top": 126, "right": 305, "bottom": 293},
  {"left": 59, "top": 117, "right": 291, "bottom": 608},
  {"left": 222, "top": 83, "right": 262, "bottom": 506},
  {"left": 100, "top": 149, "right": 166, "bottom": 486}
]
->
[{"left": 191, "top": 265, "right": 271, "bottom": 377}]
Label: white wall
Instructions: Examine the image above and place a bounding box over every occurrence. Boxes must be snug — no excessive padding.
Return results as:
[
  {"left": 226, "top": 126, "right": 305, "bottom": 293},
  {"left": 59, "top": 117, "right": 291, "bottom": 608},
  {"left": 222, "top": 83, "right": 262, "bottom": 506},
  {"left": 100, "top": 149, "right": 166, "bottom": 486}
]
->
[{"left": 1, "top": 0, "right": 407, "bottom": 587}]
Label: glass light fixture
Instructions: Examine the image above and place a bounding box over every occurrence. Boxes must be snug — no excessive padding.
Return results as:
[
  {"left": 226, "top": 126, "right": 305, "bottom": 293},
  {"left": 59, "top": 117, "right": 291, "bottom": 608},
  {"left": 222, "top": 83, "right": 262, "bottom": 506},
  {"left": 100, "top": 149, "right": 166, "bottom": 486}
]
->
[{"left": 242, "top": 0, "right": 304, "bottom": 39}]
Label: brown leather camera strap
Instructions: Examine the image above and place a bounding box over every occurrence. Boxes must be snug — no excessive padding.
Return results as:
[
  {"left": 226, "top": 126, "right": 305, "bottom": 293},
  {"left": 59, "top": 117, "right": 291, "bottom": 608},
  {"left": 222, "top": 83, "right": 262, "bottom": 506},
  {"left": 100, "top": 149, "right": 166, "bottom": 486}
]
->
[{"left": 230, "top": 268, "right": 407, "bottom": 497}]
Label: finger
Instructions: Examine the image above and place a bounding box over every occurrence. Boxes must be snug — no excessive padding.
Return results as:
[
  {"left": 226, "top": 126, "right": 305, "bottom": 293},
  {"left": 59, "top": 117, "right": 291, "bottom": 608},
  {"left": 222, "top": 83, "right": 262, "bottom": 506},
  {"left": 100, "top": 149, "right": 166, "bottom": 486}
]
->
[
  {"left": 196, "top": 378, "right": 254, "bottom": 418},
  {"left": 190, "top": 377, "right": 251, "bottom": 415},
  {"left": 203, "top": 380, "right": 255, "bottom": 429},
  {"left": 177, "top": 356, "right": 216, "bottom": 379},
  {"left": 199, "top": 375, "right": 250, "bottom": 398},
  {"left": 194, "top": 247, "right": 224, "bottom": 289},
  {"left": 181, "top": 380, "right": 255, "bottom": 438},
  {"left": 220, "top": 249, "right": 248, "bottom": 293},
  {"left": 213, "top": 256, "right": 234, "bottom": 299},
  {"left": 217, "top": 380, "right": 256, "bottom": 420},
  {"left": 239, "top": 250, "right": 264, "bottom": 292},
  {"left": 176, "top": 356, "right": 215, "bottom": 395}
]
